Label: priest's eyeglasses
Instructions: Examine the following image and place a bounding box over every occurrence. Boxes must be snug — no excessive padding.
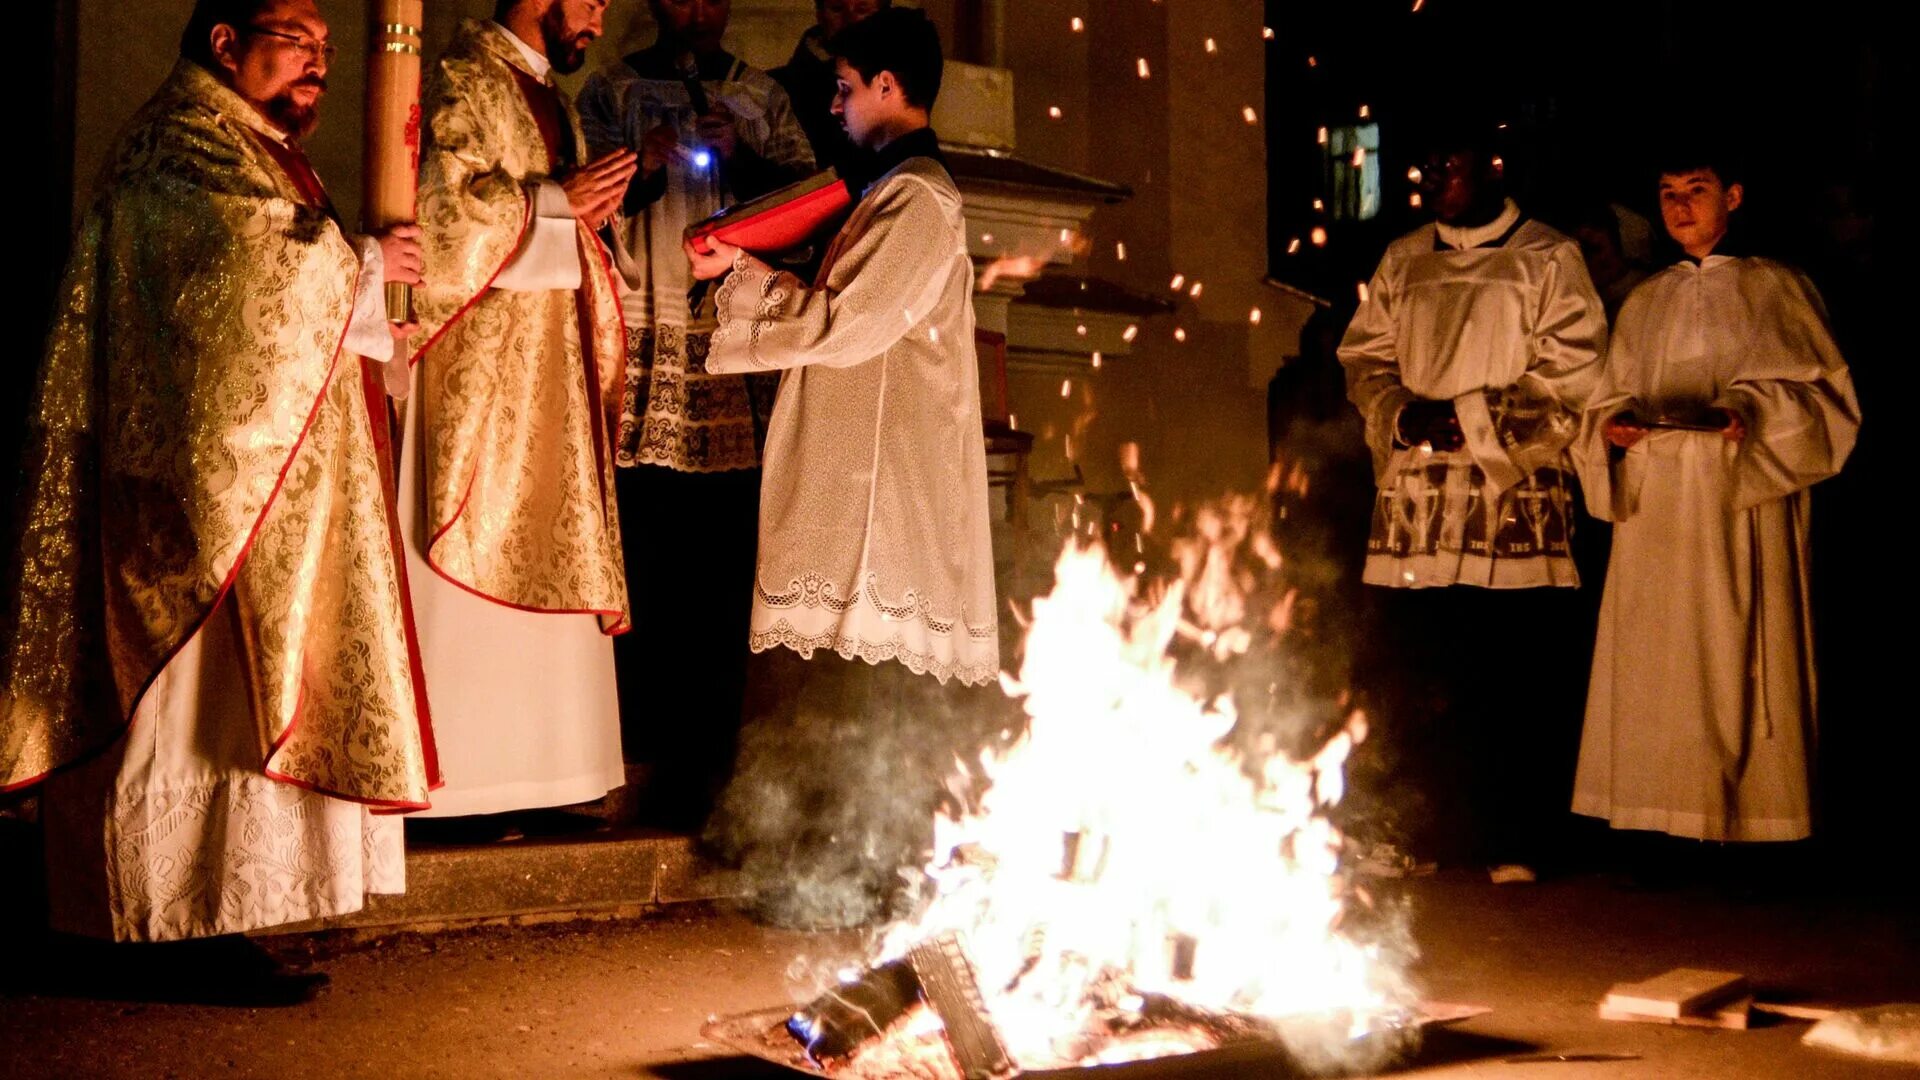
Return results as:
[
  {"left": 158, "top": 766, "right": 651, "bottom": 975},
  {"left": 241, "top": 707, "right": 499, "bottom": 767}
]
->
[{"left": 244, "top": 26, "right": 338, "bottom": 64}]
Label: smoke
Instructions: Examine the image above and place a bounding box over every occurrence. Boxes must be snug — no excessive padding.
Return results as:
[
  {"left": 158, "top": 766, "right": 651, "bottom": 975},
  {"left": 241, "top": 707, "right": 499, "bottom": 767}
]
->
[{"left": 703, "top": 647, "right": 1015, "bottom": 933}]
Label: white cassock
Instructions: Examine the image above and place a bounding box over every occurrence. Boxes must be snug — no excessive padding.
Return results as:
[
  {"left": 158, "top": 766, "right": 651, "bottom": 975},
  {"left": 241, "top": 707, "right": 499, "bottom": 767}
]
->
[
  {"left": 43, "top": 240, "right": 405, "bottom": 941},
  {"left": 399, "top": 136, "right": 625, "bottom": 818},
  {"left": 1570, "top": 254, "right": 1860, "bottom": 841}
]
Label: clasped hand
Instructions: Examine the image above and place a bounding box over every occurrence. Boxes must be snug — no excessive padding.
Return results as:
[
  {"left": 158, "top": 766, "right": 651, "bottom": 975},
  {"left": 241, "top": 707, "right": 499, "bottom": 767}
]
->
[{"left": 1395, "top": 399, "right": 1464, "bottom": 452}]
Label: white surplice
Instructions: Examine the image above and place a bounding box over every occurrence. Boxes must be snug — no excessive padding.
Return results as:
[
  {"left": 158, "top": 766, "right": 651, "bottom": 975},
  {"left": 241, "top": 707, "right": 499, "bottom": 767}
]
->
[
  {"left": 1570, "top": 255, "right": 1860, "bottom": 841},
  {"left": 1340, "top": 200, "right": 1608, "bottom": 589},
  {"left": 705, "top": 155, "right": 999, "bottom": 686}
]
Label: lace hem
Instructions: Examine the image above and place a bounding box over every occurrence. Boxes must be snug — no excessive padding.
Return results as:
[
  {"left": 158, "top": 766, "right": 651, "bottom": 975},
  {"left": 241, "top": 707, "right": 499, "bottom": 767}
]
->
[
  {"left": 750, "top": 621, "right": 999, "bottom": 687},
  {"left": 757, "top": 572, "right": 997, "bottom": 641}
]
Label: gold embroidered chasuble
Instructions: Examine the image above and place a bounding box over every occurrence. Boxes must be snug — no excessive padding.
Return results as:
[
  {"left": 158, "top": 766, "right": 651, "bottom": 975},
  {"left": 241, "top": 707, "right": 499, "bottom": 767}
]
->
[
  {"left": 1, "top": 61, "right": 438, "bottom": 806},
  {"left": 411, "top": 20, "right": 628, "bottom": 632}
]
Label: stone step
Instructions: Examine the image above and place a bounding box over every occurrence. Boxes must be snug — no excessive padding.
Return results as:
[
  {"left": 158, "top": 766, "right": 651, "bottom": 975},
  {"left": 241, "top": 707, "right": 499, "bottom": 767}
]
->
[{"left": 274, "top": 828, "right": 746, "bottom": 936}]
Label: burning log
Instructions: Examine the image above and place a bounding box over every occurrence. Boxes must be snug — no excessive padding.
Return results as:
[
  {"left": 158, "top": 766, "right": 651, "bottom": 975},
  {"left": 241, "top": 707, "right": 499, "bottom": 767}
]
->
[
  {"left": 787, "top": 935, "right": 1016, "bottom": 1078},
  {"left": 787, "top": 959, "right": 923, "bottom": 1062},
  {"left": 907, "top": 934, "right": 1014, "bottom": 1079},
  {"left": 1057, "top": 830, "right": 1109, "bottom": 883}
]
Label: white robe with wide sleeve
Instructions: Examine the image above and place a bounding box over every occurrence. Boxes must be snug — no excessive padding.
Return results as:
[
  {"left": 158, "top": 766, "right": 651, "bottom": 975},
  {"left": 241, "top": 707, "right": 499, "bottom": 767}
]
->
[
  {"left": 703, "top": 157, "right": 999, "bottom": 685},
  {"left": 1339, "top": 202, "right": 1608, "bottom": 589},
  {"left": 1570, "top": 255, "right": 1860, "bottom": 841}
]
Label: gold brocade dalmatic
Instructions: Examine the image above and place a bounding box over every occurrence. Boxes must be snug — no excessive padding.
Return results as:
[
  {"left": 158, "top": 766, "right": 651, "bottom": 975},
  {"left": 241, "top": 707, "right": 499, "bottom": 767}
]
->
[
  {"left": 411, "top": 20, "right": 628, "bottom": 631},
  {"left": 0, "top": 62, "right": 438, "bottom": 806}
]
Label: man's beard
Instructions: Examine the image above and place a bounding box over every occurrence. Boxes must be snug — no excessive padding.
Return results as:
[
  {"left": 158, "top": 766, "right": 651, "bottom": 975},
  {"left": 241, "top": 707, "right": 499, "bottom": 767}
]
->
[
  {"left": 265, "top": 78, "right": 326, "bottom": 140},
  {"left": 540, "top": 12, "right": 593, "bottom": 74},
  {"left": 550, "top": 38, "right": 591, "bottom": 74}
]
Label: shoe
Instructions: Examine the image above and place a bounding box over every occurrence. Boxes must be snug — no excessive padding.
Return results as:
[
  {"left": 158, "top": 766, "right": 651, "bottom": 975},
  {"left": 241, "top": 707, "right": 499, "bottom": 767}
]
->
[
  {"left": 1489, "top": 863, "right": 1537, "bottom": 885},
  {"left": 184, "top": 968, "right": 332, "bottom": 1007},
  {"left": 45, "top": 935, "right": 332, "bottom": 1007}
]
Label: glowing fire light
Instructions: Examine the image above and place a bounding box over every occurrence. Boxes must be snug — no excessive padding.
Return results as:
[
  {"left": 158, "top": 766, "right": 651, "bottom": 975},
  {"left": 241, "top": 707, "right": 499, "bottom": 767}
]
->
[
  {"left": 1091, "top": 352, "right": 1103, "bottom": 369},
  {"left": 1205, "top": 38, "right": 1218, "bottom": 53},
  {"left": 1173, "top": 327, "right": 1187, "bottom": 342},
  {"left": 1116, "top": 242, "right": 1128, "bottom": 261},
  {"left": 1169, "top": 273, "right": 1186, "bottom": 290},
  {"left": 978, "top": 254, "right": 1050, "bottom": 292},
  {"left": 1249, "top": 307, "right": 1262, "bottom": 325},
  {"left": 1188, "top": 281, "right": 1203, "bottom": 298},
  {"left": 1262, "top": 26, "right": 1275, "bottom": 39},
  {"left": 1049, "top": 106, "right": 1063, "bottom": 120},
  {"left": 1316, "top": 126, "right": 1329, "bottom": 145},
  {"left": 1242, "top": 106, "right": 1259, "bottom": 124},
  {"left": 1358, "top": 103, "right": 1371, "bottom": 119},
  {"left": 1122, "top": 324, "right": 1139, "bottom": 342},
  {"left": 1137, "top": 58, "right": 1151, "bottom": 79},
  {"left": 1310, "top": 226, "right": 1328, "bottom": 248},
  {"left": 864, "top": 520, "right": 1417, "bottom": 1070},
  {"left": 1071, "top": 16, "right": 1084, "bottom": 31},
  {"left": 1287, "top": 237, "right": 1302, "bottom": 254}
]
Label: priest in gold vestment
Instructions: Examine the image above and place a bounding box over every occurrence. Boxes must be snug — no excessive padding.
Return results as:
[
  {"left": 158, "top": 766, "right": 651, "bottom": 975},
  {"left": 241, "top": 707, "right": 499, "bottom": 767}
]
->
[
  {"left": 402, "top": 5, "right": 636, "bottom": 818},
  {"left": 1, "top": 0, "right": 437, "bottom": 956}
]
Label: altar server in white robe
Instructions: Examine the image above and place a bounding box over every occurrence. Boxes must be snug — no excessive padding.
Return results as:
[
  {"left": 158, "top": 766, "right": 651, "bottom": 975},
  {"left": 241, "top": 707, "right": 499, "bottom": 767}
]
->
[
  {"left": 1339, "top": 124, "right": 1607, "bottom": 878},
  {"left": 684, "top": 10, "right": 1000, "bottom": 929},
  {"left": 1572, "top": 156, "right": 1860, "bottom": 842}
]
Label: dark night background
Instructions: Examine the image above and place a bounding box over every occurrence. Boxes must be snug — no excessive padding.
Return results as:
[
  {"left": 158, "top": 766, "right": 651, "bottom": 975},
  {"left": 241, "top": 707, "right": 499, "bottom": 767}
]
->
[{"left": 1264, "top": 0, "right": 1904, "bottom": 872}]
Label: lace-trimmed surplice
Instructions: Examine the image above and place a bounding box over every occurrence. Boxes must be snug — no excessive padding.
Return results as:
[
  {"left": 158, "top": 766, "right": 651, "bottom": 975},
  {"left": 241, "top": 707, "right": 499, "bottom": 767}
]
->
[{"left": 706, "top": 157, "right": 999, "bottom": 685}]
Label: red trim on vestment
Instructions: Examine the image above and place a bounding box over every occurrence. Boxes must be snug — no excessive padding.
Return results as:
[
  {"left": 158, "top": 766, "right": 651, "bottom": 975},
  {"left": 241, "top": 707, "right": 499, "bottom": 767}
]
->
[
  {"left": 4, "top": 268, "right": 357, "bottom": 796},
  {"left": 359, "top": 358, "right": 442, "bottom": 793},
  {"left": 576, "top": 225, "right": 631, "bottom": 637},
  {"left": 405, "top": 197, "right": 533, "bottom": 368},
  {"left": 263, "top": 684, "right": 432, "bottom": 810}
]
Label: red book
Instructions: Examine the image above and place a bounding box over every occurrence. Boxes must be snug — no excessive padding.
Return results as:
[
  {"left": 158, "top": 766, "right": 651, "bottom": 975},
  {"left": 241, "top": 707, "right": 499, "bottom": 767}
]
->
[{"left": 684, "top": 170, "right": 853, "bottom": 257}]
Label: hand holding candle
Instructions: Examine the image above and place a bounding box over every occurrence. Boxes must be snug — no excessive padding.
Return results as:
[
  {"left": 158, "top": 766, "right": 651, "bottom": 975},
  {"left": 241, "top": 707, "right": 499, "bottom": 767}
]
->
[{"left": 363, "top": 0, "right": 424, "bottom": 324}]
